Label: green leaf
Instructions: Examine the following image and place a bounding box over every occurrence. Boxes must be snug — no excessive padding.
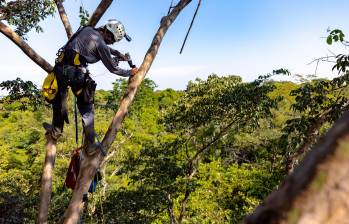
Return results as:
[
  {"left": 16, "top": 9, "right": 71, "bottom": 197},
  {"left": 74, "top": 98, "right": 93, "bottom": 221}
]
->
[{"left": 326, "top": 36, "right": 333, "bottom": 45}]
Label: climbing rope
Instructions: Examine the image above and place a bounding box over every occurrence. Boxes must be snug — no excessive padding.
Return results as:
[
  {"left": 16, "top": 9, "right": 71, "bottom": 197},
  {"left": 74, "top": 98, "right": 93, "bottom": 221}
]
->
[
  {"left": 74, "top": 96, "right": 79, "bottom": 145},
  {"left": 180, "top": 0, "right": 202, "bottom": 54}
]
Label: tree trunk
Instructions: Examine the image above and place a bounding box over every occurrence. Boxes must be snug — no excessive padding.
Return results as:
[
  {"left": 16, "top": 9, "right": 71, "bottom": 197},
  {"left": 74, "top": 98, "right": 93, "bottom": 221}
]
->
[
  {"left": 63, "top": 0, "right": 193, "bottom": 223},
  {"left": 37, "top": 0, "right": 75, "bottom": 221},
  {"left": 243, "top": 111, "right": 349, "bottom": 224},
  {"left": 36, "top": 0, "right": 112, "bottom": 221},
  {"left": 37, "top": 137, "right": 57, "bottom": 224}
]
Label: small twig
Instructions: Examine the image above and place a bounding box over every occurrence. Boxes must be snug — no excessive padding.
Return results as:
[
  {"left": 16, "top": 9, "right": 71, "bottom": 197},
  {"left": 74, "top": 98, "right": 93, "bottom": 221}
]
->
[
  {"left": 307, "top": 55, "right": 337, "bottom": 66},
  {"left": 328, "top": 49, "right": 337, "bottom": 56},
  {"left": 167, "top": 0, "right": 174, "bottom": 15},
  {"left": 178, "top": 188, "right": 191, "bottom": 223},
  {"left": 166, "top": 192, "right": 177, "bottom": 224}
]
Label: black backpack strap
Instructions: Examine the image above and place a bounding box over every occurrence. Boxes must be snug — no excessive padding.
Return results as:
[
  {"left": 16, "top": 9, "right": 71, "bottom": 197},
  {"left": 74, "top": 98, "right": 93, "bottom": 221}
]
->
[
  {"left": 55, "top": 26, "right": 91, "bottom": 64},
  {"left": 64, "top": 26, "right": 90, "bottom": 49}
]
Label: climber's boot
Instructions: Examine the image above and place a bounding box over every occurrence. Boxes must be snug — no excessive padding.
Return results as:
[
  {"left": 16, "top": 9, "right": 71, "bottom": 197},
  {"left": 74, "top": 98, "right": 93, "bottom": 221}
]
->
[{"left": 42, "top": 122, "right": 62, "bottom": 141}]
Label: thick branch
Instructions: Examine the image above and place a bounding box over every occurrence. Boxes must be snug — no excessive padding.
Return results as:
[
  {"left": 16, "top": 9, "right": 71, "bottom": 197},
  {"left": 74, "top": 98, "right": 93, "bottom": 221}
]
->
[
  {"left": 55, "top": 0, "right": 73, "bottom": 38},
  {"left": 37, "top": 137, "right": 57, "bottom": 224},
  {"left": 37, "top": 0, "right": 72, "bottom": 217},
  {"left": 0, "top": 21, "right": 53, "bottom": 72},
  {"left": 63, "top": 1, "right": 193, "bottom": 223},
  {"left": 88, "top": 0, "right": 113, "bottom": 27},
  {"left": 244, "top": 111, "right": 349, "bottom": 223}
]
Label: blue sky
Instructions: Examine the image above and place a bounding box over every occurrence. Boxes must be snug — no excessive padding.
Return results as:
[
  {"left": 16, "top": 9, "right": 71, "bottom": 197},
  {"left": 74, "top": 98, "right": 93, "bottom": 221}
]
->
[{"left": 1, "top": 0, "right": 349, "bottom": 91}]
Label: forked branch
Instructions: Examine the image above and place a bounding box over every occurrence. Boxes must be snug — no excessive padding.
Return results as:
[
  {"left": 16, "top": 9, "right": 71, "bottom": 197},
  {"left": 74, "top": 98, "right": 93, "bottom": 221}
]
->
[{"left": 63, "top": 0, "right": 193, "bottom": 223}]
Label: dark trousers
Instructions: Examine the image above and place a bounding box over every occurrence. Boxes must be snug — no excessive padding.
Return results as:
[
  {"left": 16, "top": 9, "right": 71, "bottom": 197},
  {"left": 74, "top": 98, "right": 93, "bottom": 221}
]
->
[{"left": 51, "top": 64, "right": 96, "bottom": 146}]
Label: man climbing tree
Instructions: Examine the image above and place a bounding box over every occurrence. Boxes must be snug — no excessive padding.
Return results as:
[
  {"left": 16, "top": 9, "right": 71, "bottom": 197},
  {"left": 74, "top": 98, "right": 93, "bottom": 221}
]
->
[{"left": 43, "top": 19, "right": 139, "bottom": 155}]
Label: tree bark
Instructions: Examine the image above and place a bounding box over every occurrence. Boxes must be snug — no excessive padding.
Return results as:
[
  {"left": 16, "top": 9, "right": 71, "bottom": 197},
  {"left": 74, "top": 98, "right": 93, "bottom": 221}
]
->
[
  {"left": 37, "top": 2, "right": 75, "bottom": 222},
  {"left": 243, "top": 110, "right": 349, "bottom": 224},
  {"left": 63, "top": 1, "right": 193, "bottom": 223},
  {"left": 37, "top": 137, "right": 57, "bottom": 224},
  {"left": 0, "top": 21, "right": 53, "bottom": 72},
  {"left": 88, "top": 0, "right": 113, "bottom": 27},
  {"left": 55, "top": 0, "right": 73, "bottom": 38}
]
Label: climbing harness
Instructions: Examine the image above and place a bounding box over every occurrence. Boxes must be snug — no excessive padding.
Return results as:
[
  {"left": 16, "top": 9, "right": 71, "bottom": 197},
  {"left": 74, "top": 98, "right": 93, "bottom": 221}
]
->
[{"left": 42, "top": 26, "right": 89, "bottom": 103}]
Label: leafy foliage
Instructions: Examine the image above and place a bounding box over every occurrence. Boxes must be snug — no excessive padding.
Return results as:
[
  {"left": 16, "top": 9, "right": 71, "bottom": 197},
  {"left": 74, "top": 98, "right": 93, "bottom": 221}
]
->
[
  {"left": 0, "top": 0, "right": 55, "bottom": 37},
  {"left": 79, "top": 5, "right": 90, "bottom": 26},
  {"left": 326, "top": 29, "right": 345, "bottom": 45},
  {"left": 0, "top": 77, "right": 44, "bottom": 110},
  {"left": 278, "top": 30, "right": 349, "bottom": 172},
  {"left": 0, "top": 73, "right": 324, "bottom": 223},
  {"left": 165, "top": 74, "right": 281, "bottom": 131}
]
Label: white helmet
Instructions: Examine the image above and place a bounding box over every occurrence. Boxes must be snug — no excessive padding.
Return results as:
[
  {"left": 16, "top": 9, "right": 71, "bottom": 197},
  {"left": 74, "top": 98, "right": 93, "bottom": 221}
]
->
[{"left": 105, "top": 19, "right": 131, "bottom": 42}]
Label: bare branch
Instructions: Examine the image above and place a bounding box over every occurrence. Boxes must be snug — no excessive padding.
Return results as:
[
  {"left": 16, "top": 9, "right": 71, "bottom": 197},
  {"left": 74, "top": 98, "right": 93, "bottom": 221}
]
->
[
  {"left": 307, "top": 54, "right": 337, "bottom": 75},
  {"left": 307, "top": 55, "right": 337, "bottom": 66},
  {"left": 36, "top": 1, "right": 73, "bottom": 217},
  {"left": 166, "top": 193, "right": 177, "bottom": 224},
  {"left": 63, "top": 1, "right": 193, "bottom": 223},
  {"left": 88, "top": 0, "right": 113, "bottom": 27},
  {"left": 0, "top": 21, "right": 53, "bottom": 72},
  {"left": 55, "top": 0, "right": 73, "bottom": 38},
  {"left": 178, "top": 190, "right": 190, "bottom": 224}
]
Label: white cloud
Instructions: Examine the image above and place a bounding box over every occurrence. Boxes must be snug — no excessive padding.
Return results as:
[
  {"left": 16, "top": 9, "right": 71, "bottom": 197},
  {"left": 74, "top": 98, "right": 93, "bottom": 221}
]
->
[{"left": 149, "top": 65, "right": 205, "bottom": 77}]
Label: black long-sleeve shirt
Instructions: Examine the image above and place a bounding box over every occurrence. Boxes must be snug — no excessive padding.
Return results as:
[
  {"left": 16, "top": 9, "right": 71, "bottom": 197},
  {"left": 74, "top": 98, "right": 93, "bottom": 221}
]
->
[{"left": 65, "top": 26, "right": 131, "bottom": 77}]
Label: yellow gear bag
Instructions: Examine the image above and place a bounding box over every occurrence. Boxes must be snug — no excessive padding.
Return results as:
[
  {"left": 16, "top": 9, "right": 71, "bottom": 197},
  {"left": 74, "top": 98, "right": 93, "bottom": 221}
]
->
[{"left": 42, "top": 71, "right": 58, "bottom": 101}]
